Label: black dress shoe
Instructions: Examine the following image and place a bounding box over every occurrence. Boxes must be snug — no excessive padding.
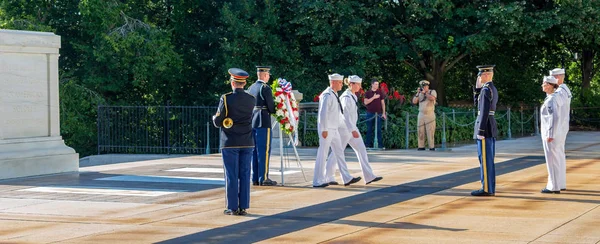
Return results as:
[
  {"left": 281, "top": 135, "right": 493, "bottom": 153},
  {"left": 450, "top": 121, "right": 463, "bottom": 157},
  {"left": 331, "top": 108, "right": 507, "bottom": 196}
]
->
[
  {"left": 328, "top": 181, "right": 339, "bottom": 185},
  {"left": 366, "top": 176, "right": 383, "bottom": 185},
  {"left": 252, "top": 182, "right": 259, "bottom": 186},
  {"left": 224, "top": 209, "right": 237, "bottom": 215},
  {"left": 560, "top": 188, "right": 566, "bottom": 191},
  {"left": 344, "top": 176, "right": 362, "bottom": 186},
  {"left": 261, "top": 179, "right": 278, "bottom": 186},
  {"left": 471, "top": 189, "right": 495, "bottom": 196},
  {"left": 429, "top": 148, "right": 436, "bottom": 151},
  {"left": 237, "top": 209, "right": 247, "bottom": 216},
  {"left": 541, "top": 188, "right": 560, "bottom": 194},
  {"left": 313, "top": 183, "right": 329, "bottom": 188},
  {"left": 417, "top": 148, "right": 426, "bottom": 151}
]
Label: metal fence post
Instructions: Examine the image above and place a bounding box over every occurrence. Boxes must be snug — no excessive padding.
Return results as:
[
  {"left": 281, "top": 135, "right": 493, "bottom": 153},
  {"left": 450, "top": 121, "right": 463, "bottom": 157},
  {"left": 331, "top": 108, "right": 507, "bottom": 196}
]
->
[
  {"left": 507, "top": 107, "right": 512, "bottom": 140},
  {"left": 520, "top": 109, "right": 524, "bottom": 137},
  {"left": 374, "top": 112, "right": 379, "bottom": 149},
  {"left": 303, "top": 110, "right": 307, "bottom": 141},
  {"left": 452, "top": 109, "right": 456, "bottom": 122},
  {"left": 405, "top": 111, "right": 409, "bottom": 149},
  {"left": 441, "top": 112, "right": 448, "bottom": 151},
  {"left": 534, "top": 106, "right": 540, "bottom": 136},
  {"left": 97, "top": 105, "right": 101, "bottom": 155},
  {"left": 166, "top": 101, "right": 171, "bottom": 155},
  {"left": 206, "top": 122, "right": 210, "bottom": 155}
]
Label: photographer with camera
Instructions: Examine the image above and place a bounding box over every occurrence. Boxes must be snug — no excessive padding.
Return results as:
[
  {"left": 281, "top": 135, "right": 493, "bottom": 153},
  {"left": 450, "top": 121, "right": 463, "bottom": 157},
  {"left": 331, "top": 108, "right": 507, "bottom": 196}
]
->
[{"left": 412, "top": 80, "right": 437, "bottom": 151}]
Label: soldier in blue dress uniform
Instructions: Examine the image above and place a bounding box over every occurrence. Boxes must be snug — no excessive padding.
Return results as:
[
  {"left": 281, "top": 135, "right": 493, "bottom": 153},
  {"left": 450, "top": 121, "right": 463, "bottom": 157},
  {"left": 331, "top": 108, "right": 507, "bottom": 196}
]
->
[
  {"left": 213, "top": 68, "right": 256, "bottom": 215},
  {"left": 247, "top": 66, "right": 278, "bottom": 186},
  {"left": 471, "top": 65, "right": 499, "bottom": 197}
]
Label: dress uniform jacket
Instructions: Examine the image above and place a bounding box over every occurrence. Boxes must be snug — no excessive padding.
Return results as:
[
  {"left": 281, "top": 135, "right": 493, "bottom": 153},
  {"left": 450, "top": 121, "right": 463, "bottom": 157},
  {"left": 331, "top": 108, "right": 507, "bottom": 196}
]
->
[
  {"left": 213, "top": 88, "right": 255, "bottom": 148},
  {"left": 473, "top": 82, "right": 498, "bottom": 139},
  {"left": 247, "top": 80, "right": 276, "bottom": 128}
]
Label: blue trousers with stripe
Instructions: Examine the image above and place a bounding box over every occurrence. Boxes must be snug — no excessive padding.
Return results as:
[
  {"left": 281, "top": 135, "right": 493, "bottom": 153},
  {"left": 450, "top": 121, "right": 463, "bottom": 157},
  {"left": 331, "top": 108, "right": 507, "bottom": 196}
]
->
[
  {"left": 222, "top": 147, "right": 252, "bottom": 210},
  {"left": 252, "top": 128, "right": 272, "bottom": 183},
  {"left": 477, "top": 138, "right": 496, "bottom": 193}
]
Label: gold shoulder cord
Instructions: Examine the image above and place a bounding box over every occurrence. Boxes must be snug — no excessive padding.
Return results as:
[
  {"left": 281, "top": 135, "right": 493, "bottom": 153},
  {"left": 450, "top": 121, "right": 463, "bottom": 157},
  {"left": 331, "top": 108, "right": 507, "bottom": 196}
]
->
[{"left": 223, "top": 95, "right": 233, "bottom": 128}]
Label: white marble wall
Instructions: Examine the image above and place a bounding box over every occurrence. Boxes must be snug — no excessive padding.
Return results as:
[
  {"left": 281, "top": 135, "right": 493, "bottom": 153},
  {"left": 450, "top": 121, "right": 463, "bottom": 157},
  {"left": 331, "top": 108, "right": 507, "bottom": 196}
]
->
[{"left": 0, "top": 30, "right": 78, "bottom": 179}]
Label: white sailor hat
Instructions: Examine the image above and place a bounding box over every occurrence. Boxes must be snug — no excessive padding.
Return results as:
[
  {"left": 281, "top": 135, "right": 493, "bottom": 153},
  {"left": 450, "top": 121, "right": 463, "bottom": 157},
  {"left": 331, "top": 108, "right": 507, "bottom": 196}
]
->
[
  {"left": 328, "top": 73, "right": 344, "bottom": 81},
  {"left": 348, "top": 75, "right": 362, "bottom": 83},
  {"left": 543, "top": 76, "right": 558, "bottom": 84},
  {"left": 419, "top": 80, "right": 430, "bottom": 86},
  {"left": 549, "top": 68, "right": 565, "bottom": 76}
]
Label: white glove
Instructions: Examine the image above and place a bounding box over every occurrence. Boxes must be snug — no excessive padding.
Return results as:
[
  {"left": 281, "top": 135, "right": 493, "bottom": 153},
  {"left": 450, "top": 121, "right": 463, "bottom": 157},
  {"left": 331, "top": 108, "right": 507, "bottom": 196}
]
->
[{"left": 477, "top": 135, "right": 485, "bottom": 140}]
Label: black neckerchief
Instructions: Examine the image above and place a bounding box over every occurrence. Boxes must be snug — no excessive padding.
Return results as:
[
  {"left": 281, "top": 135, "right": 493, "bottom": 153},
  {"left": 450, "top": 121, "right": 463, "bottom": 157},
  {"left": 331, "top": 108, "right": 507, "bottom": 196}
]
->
[{"left": 330, "top": 89, "right": 344, "bottom": 114}]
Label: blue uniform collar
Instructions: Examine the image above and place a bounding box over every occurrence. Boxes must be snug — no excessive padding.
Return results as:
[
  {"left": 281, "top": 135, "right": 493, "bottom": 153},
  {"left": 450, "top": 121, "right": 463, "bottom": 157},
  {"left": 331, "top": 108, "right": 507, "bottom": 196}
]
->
[{"left": 233, "top": 88, "right": 245, "bottom": 93}]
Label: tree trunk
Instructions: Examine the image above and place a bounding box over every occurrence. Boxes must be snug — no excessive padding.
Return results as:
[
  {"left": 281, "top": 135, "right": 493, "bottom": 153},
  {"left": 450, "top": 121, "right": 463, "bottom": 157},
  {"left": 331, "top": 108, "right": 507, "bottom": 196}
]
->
[
  {"left": 432, "top": 72, "right": 446, "bottom": 106},
  {"left": 581, "top": 49, "right": 595, "bottom": 90},
  {"left": 426, "top": 60, "right": 446, "bottom": 106}
]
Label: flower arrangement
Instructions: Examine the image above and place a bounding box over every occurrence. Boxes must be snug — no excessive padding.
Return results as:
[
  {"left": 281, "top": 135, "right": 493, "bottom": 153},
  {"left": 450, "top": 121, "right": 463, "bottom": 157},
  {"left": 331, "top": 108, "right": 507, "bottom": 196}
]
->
[{"left": 271, "top": 78, "right": 299, "bottom": 135}]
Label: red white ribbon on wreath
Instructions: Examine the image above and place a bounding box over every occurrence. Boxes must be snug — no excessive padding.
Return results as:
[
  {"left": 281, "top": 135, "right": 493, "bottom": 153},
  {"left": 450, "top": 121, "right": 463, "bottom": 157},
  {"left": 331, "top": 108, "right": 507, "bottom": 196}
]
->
[{"left": 273, "top": 78, "right": 300, "bottom": 145}]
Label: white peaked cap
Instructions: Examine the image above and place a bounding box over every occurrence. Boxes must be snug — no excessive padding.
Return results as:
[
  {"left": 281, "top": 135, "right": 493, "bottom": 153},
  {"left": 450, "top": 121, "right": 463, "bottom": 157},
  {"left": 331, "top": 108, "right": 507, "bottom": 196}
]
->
[
  {"left": 328, "top": 73, "right": 344, "bottom": 81},
  {"left": 549, "top": 68, "right": 565, "bottom": 75},
  {"left": 544, "top": 76, "right": 558, "bottom": 84},
  {"left": 348, "top": 75, "right": 362, "bottom": 83}
]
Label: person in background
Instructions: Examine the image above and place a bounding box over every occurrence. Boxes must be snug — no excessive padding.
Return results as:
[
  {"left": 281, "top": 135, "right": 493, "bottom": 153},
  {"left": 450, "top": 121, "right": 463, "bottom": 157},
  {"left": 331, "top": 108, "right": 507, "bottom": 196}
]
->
[
  {"left": 363, "top": 79, "right": 386, "bottom": 148},
  {"left": 412, "top": 80, "right": 437, "bottom": 151}
]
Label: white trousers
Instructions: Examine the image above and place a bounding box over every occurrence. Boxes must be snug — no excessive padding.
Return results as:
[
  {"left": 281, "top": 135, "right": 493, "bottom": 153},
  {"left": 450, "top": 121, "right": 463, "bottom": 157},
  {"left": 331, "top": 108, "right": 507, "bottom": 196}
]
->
[
  {"left": 542, "top": 137, "right": 564, "bottom": 191},
  {"left": 556, "top": 133, "right": 567, "bottom": 189},
  {"left": 326, "top": 128, "right": 377, "bottom": 184},
  {"left": 313, "top": 130, "right": 347, "bottom": 186}
]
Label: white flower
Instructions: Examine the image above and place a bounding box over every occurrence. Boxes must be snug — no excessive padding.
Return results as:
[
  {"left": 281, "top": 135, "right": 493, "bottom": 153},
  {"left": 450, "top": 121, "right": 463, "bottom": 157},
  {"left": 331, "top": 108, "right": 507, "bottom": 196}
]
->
[
  {"left": 294, "top": 111, "right": 299, "bottom": 118},
  {"left": 285, "top": 123, "right": 291, "bottom": 130},
  {"left": 276, "top": 96, "right": 284, "bottom": 103},
  {"left": 276, "top": 88, "right": 283, "bottom": 92},
  {"left": 276, "top": 110, "right": 284, "bottom": 117}
]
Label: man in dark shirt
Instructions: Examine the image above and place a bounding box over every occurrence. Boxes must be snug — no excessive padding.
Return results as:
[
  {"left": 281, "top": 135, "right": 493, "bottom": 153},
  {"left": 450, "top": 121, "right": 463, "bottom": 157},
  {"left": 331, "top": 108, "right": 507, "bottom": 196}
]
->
[
  {"left": 213, "top": 68, "right": 256, "bottom": 215},
  {"left": 363, "top": 79, "right": 387, "bottom": 148}
]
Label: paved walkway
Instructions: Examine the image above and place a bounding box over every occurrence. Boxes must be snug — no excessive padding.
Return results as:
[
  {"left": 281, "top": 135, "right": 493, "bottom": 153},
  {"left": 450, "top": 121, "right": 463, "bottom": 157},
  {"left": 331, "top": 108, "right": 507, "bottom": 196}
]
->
[{"left": 0, "top": 132, "right": 599, "bottom": 243}]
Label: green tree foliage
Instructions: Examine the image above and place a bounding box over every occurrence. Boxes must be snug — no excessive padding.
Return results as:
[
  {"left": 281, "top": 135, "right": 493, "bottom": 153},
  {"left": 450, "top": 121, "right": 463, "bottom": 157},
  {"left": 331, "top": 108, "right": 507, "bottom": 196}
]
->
[{"left": 2, "top": 0, "right": 600, "bottom": 155}]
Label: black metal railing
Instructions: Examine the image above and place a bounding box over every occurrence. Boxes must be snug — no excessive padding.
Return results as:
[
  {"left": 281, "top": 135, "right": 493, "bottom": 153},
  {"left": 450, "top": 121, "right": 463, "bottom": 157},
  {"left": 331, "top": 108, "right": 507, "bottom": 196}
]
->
[{"left": 97, "top": 105, "right": 220, "bottom": 154}]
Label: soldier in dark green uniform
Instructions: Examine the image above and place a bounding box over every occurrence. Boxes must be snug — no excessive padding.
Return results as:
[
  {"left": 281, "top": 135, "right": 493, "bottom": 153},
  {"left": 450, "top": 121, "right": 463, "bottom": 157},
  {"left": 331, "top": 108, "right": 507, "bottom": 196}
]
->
[
  {"left": 213, "top": 68, "right": 256, "bottom": 215},
  {"left": 247, "top": 66, "right": 277, "bottom": 186},
  {"left": 471, "top": 65, "right": 498, "bottom": 197}
]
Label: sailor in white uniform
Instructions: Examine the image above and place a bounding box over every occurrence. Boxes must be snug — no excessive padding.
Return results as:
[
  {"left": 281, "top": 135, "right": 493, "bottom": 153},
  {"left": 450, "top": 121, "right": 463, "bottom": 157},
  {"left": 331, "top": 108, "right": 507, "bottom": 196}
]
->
[
  {"left": 550, "top": 68, "right": 572, "bottom": 191},
  {"left": 540, "top": 76, "right": 562, "bottom": 194},
  {"left": 313, "top": 73, "right": 351, "bottom": 187},
  {"left": 326, "top": 75, "right": 383, "bottom": 185}
]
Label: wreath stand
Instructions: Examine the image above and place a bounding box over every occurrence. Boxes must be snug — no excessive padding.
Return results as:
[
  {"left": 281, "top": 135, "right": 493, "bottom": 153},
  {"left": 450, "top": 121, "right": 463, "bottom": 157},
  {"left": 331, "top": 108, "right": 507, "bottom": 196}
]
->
[{"left": 272, "top": 121, "right": 307, "bottom": 185}]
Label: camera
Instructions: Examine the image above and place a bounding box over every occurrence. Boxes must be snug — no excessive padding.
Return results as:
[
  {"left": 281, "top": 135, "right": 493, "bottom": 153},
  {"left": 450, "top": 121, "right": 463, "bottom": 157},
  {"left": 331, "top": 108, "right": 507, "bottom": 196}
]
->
[{"left": 418, "top": 87, "right": 423, "bottom": 92}]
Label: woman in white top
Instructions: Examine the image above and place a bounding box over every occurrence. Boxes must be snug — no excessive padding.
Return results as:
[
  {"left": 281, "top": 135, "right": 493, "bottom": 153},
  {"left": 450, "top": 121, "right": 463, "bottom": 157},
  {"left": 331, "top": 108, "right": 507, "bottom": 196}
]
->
[
  {"left": 540, "top": 76, "right": 562, "bottom": 194},
  {"left": 326, "top": 75, "right": 382, "bottom": 185}
]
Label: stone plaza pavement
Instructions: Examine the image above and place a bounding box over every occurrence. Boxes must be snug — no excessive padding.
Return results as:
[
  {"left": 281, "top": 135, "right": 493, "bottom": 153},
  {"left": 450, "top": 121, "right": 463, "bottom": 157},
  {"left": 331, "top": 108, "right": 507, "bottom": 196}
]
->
[{"left": 0, "top": 132, "right": 599, "bottom": 244}]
